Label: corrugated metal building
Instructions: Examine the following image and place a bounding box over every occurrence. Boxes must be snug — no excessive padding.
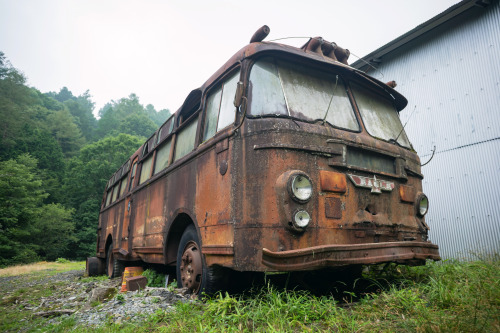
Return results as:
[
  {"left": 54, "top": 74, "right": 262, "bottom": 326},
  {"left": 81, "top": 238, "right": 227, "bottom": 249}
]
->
[{"left": 352, "top": 0, "right": 500, "bottom": 260}]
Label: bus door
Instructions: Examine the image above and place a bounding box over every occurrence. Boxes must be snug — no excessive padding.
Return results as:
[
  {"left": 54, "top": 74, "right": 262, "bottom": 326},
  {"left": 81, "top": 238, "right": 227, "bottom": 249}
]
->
[{"left": 119, "top": 158, "right": 138, "bottom": 256}]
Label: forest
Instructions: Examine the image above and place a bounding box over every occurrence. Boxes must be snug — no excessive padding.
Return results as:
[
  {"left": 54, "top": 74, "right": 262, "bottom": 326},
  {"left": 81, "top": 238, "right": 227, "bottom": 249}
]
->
[{"left": 0, "top": 51, "right": 171, "bottom": 267}]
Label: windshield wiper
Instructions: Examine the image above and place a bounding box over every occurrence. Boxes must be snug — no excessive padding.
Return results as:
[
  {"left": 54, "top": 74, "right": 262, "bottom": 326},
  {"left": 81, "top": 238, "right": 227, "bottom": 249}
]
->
[
  {"left": 391, "top": 105, "right": 416, "bottom": 145},
  {"left": 321, "top": 75, "right": 339, "bottom": 125}
]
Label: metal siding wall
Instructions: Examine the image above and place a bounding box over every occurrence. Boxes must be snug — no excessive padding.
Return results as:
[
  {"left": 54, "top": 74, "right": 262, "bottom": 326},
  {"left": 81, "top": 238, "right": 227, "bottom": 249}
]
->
[{"left": 363, "top": 2, "right": 500, "bottom": 260}]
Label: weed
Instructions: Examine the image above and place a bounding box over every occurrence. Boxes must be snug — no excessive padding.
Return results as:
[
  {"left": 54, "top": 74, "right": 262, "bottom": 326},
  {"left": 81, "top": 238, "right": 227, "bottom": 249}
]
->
[
  {"left": 142, "top": 269, "right": 166, "bottom": 287},
  {"left": 55, "top": 258, "right": 71, "bottom": 264}
]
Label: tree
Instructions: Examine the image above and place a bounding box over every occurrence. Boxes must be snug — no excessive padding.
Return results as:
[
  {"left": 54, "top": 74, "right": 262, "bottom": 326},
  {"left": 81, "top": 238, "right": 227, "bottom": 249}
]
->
[
  {"left": 95, "top": 94, "right": 168, "bottom": 140},
  {"left": 118, "top": 112, "right": 157, "bottom": 138},
  {"left": 0, "top": 154, "right": 76, "bottom": 266},
  {"left": 0, "top": 52, "right": 35, "bottom": 156},
  {"left": 46, "top": 108, "right": 85, "bottom": 157},
  {"left": 64, "top": 134, "right": 143, "bottom": 258},
  {"left": 32, "top": 203, "right": 75, "bottom": 260}
]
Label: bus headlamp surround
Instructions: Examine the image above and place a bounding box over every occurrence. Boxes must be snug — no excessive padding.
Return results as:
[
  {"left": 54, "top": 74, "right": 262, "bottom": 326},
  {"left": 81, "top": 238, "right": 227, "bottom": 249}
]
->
[
  {"left": 288, "top": 173, "right": 313, "bottom": 203},
  {"left": 417, "top": 193, "right": 429, "bottom": 216}
]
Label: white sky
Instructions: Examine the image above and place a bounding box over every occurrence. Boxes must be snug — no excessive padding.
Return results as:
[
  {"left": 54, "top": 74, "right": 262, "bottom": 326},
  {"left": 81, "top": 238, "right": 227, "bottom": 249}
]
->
[{"left": 0, "top": 0, "right": 459, "bottom": 115}]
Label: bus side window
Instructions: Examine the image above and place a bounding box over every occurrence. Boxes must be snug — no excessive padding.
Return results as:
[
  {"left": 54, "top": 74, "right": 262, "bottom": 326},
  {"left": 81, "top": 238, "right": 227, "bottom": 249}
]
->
[
  {"left": 174, "top": 118, "right": 198, "bottom": 161},
  {"left": 111, "top": 183, "right": 120, "bottom": 202},
  {"left": 154, "top": 139, "right": 172, "bottom": 175},
  {"left": 119, "top": 173, "right": 128, "bottom": 197},
  {"left": 217, "top": 71, "right": 239, "bottom": 130},
  {"left": 128, "top": 162, "right": 137, "bottom": 191},
  {"left": 105, "top": 188, "right": 113, "bottom": 207},
  {"left": 139, "top": 154, "right": 154, "bottom": 185},
  {"left": 203, "top": 71, "right": 240, "bottom": 141}
]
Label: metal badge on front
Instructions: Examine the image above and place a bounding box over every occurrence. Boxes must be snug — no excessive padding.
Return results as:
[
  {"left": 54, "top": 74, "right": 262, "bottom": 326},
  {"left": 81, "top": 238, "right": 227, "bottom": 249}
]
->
[{"left": 347, "top": 174, "right": 395, "bottom": 194}]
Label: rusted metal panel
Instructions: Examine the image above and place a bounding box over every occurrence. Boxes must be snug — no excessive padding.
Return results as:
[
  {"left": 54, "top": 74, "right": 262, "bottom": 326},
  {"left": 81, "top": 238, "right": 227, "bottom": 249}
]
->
[{"left": 325, "top": 197, "right": 342, "bottom": 219}]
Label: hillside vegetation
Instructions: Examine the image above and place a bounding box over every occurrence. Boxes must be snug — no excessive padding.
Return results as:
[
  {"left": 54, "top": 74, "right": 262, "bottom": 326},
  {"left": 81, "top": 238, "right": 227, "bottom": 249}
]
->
[{"left": 0, "top": 51, "right": 171, "bottom": 266}]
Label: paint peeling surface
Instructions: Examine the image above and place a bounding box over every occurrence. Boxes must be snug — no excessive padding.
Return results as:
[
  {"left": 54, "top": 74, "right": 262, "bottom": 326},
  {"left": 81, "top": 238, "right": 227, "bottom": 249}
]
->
[{"left": 92, "top": 28, "right": 439, "bottom": 288}]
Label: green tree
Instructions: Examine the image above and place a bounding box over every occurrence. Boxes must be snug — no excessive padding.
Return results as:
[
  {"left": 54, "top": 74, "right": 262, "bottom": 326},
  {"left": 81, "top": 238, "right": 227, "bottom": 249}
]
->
[
  {"left": 118, "top": 112, "right": 157, "bottom": 138},
  {"left": 0, "top": 154, "right": 76, "bottom": 266},
  {"left": 46, "top": 108, "right": 85, "bottom": 157},
  {"left": 95, "top": 94, "right": 168, "bottom": 140},
  {"left": 32, "top": 203, "right": 75, "bottom": 260},
  {"left": 64, "top": 134, "right": 143, "bottom": 258},
  {"left": 145, "top": 104, "right": 171, "bottom": 126},
  {"left": 0, "top": 52, "right": 36, "bottom": 156}
]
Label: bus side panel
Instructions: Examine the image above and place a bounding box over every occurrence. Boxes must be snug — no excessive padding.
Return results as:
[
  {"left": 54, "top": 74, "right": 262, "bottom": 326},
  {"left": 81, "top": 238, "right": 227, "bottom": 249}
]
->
[
  {"left": 129, "top": 176, "right": 167, "bottom": 263},
  {"left": 195, "top": 138, "right": 235, "bottom": 267}
]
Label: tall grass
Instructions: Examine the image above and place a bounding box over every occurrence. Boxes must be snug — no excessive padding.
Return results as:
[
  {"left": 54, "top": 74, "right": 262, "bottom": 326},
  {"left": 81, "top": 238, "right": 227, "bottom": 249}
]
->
[
  {"left": 141, "top": 259, "right": 500, "bottom": 332},
  {"left": 1, "top": 259, "right": 498, "bottom": 332}
]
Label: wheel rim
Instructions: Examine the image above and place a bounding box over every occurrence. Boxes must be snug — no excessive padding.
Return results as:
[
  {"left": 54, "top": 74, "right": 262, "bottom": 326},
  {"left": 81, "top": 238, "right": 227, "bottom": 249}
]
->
[{"left": 180, "top": 240, "right": 202, "bottom": 293}]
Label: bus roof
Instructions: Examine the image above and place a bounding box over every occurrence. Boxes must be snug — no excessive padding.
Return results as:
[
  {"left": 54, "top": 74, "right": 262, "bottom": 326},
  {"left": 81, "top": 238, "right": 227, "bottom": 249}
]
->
[{"left": 174, "top": 28, "right": 408, "bottom": 117}]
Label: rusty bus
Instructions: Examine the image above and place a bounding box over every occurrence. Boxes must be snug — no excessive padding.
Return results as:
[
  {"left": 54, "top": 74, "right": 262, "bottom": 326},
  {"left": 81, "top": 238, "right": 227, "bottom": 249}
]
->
[{"left": 86, "top": 26, "right": 440, "bottom": 294}]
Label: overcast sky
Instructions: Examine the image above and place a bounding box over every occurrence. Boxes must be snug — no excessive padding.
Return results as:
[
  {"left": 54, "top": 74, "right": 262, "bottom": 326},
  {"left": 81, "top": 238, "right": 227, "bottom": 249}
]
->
[{"left": 0, "top": 0, "right": 459, "bottom": 115}]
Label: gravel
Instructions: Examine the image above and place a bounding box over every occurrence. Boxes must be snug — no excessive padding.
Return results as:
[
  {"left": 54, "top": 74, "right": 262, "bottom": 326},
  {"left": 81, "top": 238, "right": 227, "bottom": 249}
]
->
[{"left": 1, "top": 269, "right": 194, "bottom": 328}]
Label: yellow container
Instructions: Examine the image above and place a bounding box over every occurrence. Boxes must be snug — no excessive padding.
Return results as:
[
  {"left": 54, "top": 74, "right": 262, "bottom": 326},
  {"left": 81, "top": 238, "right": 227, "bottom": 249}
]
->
[{"left": 120, "top": 266, "right": 144, "bottom": 292}]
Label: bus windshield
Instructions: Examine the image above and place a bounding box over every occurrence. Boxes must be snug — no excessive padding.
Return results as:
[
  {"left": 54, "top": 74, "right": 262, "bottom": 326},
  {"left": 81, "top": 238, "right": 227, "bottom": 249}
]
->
[
  {"left": 350, "top": 82, "right": 411, "bottom": 148},
  {"left": 248, "top": 57, "right": 358, "bottom": 131},
  {"left": 248, "top": 57, "right": 411, "bottom": 148}
]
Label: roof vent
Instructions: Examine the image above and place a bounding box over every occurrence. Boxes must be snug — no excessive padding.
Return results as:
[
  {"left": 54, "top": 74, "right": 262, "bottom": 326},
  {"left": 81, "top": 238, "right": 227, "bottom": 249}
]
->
[{"left": 301, "top": 37, "right": 350, "bottom": 65}]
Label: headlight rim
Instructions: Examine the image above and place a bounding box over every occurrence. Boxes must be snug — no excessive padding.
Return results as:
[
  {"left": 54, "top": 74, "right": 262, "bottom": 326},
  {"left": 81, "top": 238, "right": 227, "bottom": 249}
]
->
[
  {"left": 292, "top": 209, "right": 311, "bottom": 231},
  {"left": 416, "top": 193, "right": 429, "bottom": 217},
  {"left": 288, "top": 172, "right": 313, "bottom": 203}
]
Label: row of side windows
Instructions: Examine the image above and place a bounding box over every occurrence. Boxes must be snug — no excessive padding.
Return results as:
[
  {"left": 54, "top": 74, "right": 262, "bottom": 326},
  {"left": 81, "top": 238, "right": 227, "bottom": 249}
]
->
[
  {"left": 137, "top": 69, "right": 240, "bottom": 185},
  {"left": 104, "top": 172, "right": 129, "bottom": 208},
  {"left": 103, "top": 69, "right": 240, "bottom": 209}
]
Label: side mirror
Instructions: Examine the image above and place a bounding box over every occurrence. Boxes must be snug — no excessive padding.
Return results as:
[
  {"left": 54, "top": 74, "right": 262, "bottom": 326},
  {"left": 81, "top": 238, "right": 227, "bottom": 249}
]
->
[{"left": 233, "top": 81, "right": 244, "bottom": 108}]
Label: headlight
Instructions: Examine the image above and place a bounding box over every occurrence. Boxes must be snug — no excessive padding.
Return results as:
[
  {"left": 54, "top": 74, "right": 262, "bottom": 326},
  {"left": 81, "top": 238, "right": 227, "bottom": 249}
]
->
[
  {"left": 293, "top": 210, "right": 310, "bottom": 229},
  {"left": 289, "top": 173, "right": 312, "bottom": 202},
  {"left": 417, "top": 193, "right": 429, "bottom": 216}
]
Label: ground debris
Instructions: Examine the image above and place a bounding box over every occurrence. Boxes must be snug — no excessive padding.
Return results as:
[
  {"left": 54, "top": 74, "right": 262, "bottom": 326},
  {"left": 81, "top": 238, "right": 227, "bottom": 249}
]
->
[{"left": 34, "top": 309, "right": 75, "bottom": 317}]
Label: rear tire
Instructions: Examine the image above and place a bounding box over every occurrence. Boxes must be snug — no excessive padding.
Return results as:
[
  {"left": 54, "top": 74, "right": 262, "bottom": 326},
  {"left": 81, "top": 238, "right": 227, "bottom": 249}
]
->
[
  {"left": 106, "top": 243, "right": 124, "bottom": 278},
  {"left": 176, "top": 225, "right": 220, "bottom": 295}
]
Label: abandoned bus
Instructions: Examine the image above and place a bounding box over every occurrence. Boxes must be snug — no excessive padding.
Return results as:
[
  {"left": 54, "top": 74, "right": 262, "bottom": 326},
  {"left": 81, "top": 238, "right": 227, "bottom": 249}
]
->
[{"left": 86, "top": 26, "right": 440, "bottom": 294}]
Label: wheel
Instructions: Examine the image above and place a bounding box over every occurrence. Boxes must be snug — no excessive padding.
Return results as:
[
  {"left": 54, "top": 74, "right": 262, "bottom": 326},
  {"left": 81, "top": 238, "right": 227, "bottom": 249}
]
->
[
  {"left": 86, "top": 257, "right": 104, "bottom": 276},
  {"left": 106, "top": 243, "right": 124, "bottom": 278},
  {"left": 176, "top": 225, "right": 220, "bottom": 295}
]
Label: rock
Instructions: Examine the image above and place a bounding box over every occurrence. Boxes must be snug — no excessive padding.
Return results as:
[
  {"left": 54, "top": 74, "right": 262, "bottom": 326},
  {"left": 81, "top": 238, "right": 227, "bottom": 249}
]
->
[{"left": 86, "top": 287, "right": 117, "bottom": 306}]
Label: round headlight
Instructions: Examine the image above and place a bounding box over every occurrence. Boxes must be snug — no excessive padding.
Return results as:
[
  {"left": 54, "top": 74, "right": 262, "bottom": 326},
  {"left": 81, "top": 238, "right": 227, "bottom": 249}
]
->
[
  {"left": 417, "top": 194, "right": 429, "bottom": 216},
  {"left": 293, "top": 210, "right": 310, "bottom": 229},
  {"left": 289, "top": 174, "right": 312, "bottom": 202}
]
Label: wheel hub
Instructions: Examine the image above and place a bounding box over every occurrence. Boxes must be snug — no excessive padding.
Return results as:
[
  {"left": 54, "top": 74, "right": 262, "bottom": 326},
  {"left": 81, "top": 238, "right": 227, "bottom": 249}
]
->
[{"left": 180, "top": 241, "right": 202, "bottom": 293}]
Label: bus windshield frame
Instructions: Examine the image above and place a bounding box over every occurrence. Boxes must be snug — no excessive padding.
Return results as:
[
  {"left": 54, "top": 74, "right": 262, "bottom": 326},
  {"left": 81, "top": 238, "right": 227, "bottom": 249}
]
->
[{"left": 247, "top": 56, "right": 411, "bottom": 148}]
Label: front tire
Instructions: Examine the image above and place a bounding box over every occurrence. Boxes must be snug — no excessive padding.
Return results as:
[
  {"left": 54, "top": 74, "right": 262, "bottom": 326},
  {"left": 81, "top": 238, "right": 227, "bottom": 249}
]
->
[{"left": 176, "top": 225, "right": 220, "bottom": 295}]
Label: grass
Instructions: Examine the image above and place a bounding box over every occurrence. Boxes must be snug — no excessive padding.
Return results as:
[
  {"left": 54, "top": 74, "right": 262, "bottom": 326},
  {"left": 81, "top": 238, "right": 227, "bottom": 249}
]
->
[
  {"left": 1, "top": 259, "right": 499, "bottom": 332},
  {"left": 0, "top": 260, "right": 84, "bottom": 277}
]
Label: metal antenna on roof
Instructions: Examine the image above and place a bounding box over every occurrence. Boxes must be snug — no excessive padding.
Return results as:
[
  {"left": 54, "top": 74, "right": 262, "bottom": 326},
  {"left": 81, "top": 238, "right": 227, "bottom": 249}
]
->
[
  {"left": 267, "top": 37, "right": 311, "bottom": 42},
  {"left": 349, "top": 51, "right": 384, "bottom": 79}
]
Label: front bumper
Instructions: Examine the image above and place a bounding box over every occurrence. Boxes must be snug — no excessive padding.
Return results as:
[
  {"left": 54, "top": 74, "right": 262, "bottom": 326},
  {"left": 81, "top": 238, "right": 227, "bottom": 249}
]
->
[{"left": 262, "top": 241, "right": 440, "bottom": 270}]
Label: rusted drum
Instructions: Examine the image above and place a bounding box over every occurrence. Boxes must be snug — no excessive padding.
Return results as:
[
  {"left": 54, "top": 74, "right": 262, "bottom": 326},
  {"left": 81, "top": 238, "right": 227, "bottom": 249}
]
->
[{"left": 120, "top": 266, "right": 144, "bottom": 292}]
